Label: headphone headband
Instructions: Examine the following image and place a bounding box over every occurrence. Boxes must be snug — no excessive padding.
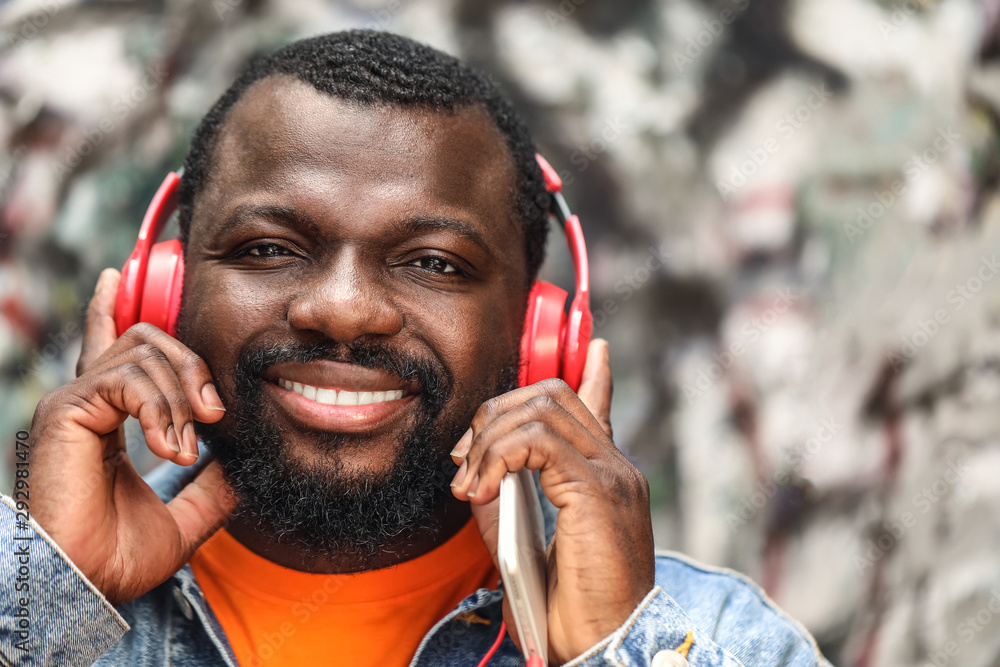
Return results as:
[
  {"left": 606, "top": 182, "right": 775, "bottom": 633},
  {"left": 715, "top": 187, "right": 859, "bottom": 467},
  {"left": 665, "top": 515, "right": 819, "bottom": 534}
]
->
[
  {"left": 529, "top": 154, "right": 592, "bottom": 390},
  {"left": 535, "top": 154, "right": 590, "bottom": 309}
]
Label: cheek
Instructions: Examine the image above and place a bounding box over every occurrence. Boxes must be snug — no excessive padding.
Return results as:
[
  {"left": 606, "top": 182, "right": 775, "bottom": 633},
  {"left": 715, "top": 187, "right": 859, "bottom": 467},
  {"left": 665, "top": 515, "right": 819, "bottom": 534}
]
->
[
  {"left": 179, "top": 269, "right": 284, "bottom": 373},
  {"left": 424, "top": 291, "right": 524, "bottom": 396}
]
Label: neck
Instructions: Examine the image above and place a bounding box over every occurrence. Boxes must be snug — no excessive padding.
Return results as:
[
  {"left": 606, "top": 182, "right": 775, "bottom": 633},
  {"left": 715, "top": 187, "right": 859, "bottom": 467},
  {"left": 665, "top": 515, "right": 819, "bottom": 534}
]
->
[{"left": 224, "top": 494, "right": 472, "bottom": 573}]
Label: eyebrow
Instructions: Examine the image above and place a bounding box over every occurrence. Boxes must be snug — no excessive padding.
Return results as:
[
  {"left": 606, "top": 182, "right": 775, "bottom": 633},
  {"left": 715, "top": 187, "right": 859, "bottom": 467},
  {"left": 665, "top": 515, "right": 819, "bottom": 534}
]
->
[
  {"left": 392, "top": 214, "right": 494, "bottom": 258},
  {"left": 213, "top": 204, "right": 321, "bottom": 239}
]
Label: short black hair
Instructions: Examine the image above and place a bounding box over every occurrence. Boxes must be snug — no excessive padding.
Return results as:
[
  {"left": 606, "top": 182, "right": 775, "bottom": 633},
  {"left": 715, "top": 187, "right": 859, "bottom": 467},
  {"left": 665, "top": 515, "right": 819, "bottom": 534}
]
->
[{"left": 177, "top": 29, "right": 549, "bottom": 282}]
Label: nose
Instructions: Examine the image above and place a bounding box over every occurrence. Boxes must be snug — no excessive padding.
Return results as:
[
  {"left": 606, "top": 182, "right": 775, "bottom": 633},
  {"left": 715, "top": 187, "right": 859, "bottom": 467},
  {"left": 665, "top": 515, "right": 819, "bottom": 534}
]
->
[{"left": 286, "top": 247, "right": 403, "bottom": 343}]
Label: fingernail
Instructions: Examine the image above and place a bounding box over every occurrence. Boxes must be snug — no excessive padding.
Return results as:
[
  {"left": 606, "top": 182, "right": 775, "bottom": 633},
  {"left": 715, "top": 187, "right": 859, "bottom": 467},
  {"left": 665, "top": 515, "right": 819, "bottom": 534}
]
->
[
  {"left": 467, "top": 474, "right": 480, "bottom": 499},
  {"left": 165, "top": 425, "right": 181, "bottom": 453},
  {"left": 450, "top": 428, "right": 473, "bottom": 459},
  {"left": 201, "top": 383, "right": 226, "bottom": 412},
  {"left": 182, "top": 422, "right": 199, "bottom": 458},
  {"left": 451, "top": 459, "right": 468, "bottom": 488}
]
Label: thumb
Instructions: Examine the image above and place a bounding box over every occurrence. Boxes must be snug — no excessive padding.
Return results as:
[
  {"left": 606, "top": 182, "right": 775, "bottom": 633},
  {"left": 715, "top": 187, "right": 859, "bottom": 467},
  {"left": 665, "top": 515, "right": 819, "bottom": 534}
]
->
[
  {"left": 576, "top": 338, "right": 613, "bottom": 439},
  {"left": 470, "top": 497, "right": 500, "bottom": 567},
  {"left": 167, "top": 460, "right": 237, "bottom": 561},
  {"left": 77, "top": 268, "right": 122, "bottom": 376}
]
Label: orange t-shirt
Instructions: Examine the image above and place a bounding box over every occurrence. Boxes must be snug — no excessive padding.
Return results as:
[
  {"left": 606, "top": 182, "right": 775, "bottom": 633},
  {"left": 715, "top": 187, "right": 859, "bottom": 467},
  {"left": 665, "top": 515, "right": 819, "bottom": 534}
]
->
[{"left": 189, "top": 520, "right": 500, "bottom": 667}]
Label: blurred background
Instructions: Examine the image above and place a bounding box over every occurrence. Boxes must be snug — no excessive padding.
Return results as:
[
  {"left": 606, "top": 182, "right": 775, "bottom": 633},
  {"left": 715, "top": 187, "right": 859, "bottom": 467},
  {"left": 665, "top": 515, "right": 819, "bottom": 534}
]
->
[{"left": 1, "top": 0, "right": 999, "bottom": 664}]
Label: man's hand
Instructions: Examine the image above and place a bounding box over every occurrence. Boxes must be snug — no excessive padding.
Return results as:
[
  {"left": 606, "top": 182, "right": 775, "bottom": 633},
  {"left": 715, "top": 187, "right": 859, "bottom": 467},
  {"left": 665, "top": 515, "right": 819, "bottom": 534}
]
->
[
  {"left": 28, "top": 268, "right": 236, "bottom": 606},
  {"left": 451, "top": 339, "right": 656, "bottom": 665}
]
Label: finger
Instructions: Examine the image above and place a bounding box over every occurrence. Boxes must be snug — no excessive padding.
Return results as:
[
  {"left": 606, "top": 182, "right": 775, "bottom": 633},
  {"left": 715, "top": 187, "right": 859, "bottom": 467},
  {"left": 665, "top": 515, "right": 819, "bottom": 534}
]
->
[
  {"left": 576, "top": 339, "right": 613, "bottom": 439},
  {"left": 88, "top": 322, "right": 226, "bottom": 423},
  {"left": 454, "top": 394, "right": 604, "bottom": 496},
  {"left": 451, "top": 378, "right": 606, "bottom": 462},
  {"left": 450, "top": 428, "right": 473, "bottom": 466},
  {"left": 167, "top": 460, "right": 237, "bottom": 561},
  {"left": 124, "top": 344, "right": 203, "bottom": 459},
  {"left": 69, "top": 363, "right": 190, "bottom": 464},
  {"left": 486, "top": 394, "right": 602, "bottom": 456},
  {"left": 454, "top": 421, "right": 589, "bottom": 505},
  {"left": 77, "top": 269, "right": 121, "bottom": 377},
  {"left": 470, "top": 496, "right": 500, "bottom": 564}
]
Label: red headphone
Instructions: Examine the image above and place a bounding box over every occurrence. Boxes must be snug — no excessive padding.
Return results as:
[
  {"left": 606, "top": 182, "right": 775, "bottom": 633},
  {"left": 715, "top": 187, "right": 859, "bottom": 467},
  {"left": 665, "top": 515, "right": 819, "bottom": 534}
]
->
[{"left": 114, "top": 154, "right": 592, "bottom": 390}]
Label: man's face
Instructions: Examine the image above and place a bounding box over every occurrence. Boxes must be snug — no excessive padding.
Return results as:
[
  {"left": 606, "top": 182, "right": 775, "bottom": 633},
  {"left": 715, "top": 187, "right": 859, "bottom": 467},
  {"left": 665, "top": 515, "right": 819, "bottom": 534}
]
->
[{"left": 179, "top": 75, "right": 529, "bottom": 557}]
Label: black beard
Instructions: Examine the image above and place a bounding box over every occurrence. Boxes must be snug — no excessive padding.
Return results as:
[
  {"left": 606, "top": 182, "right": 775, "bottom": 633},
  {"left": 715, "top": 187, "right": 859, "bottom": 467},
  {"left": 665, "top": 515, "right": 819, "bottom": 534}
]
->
[{"left": 195, "top": 338, "right": 518, "bottom": 566}]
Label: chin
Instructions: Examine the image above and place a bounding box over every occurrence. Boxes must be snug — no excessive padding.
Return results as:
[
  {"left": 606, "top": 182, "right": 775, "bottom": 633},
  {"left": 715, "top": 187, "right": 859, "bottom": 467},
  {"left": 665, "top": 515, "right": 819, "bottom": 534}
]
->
[{"left": 279, "top": 432, "right": 411, "bottom": 480}]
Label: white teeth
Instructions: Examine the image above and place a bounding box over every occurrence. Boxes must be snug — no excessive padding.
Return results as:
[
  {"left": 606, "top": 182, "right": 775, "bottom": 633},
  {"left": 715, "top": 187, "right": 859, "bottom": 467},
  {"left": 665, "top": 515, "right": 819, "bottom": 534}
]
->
[{"left": 278, "top": 379, "right": 404, "bottom": 406}]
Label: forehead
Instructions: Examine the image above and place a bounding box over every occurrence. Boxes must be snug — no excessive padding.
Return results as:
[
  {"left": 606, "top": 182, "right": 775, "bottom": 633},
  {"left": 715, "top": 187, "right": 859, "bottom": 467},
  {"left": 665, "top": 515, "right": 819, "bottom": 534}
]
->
[{"left": 191, "top": 75, "right": 521, "bottom": 248}]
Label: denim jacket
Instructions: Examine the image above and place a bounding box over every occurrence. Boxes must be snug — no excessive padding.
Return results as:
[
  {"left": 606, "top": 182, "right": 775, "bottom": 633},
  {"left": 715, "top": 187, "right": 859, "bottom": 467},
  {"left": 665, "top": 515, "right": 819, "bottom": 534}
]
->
[{"left": 0, "top": 455, "right": 832, "bottom": 667}]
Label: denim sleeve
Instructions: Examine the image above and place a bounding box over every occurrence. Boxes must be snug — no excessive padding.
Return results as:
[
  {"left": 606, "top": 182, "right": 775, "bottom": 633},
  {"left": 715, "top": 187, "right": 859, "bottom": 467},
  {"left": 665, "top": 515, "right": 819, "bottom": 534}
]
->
[
  {"left": 0, "top": 494, "right": 128, "bottom": 667},
  {"left": 563, "top": 553, "right": 832, "bottom": 666}
]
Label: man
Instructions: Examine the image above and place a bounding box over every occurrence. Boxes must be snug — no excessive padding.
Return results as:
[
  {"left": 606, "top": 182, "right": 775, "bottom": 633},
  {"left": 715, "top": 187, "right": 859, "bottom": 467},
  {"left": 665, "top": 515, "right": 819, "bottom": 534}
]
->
[{"left": 0, "top": 31, "right": 830, "bottom": 666}]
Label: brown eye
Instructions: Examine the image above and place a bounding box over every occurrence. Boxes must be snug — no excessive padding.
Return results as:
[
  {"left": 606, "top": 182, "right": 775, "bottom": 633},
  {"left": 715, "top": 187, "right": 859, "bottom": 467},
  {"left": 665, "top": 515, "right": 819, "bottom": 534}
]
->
[
  {"left": 411, "top": 256, "right": 457, "bottom": 273},
  {"left": 243, "top": 244, "right": 290, "bottom": 258}
]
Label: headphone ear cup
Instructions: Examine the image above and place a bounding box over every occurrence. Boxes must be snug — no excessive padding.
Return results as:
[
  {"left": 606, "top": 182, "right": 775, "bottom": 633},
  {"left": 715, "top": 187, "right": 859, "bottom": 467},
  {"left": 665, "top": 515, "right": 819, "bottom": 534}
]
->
[
  {"left": 115, "top": 249, "right": 144, "bottom": 337},
  {"left": 519, "top": 280, "right": 568, "bottom": 387},
  {"left": 138, "top": 239, "right": 185, "bottom": 337},
  {"left": 114, "top": 171, "right": 181, "bottom": 337}
]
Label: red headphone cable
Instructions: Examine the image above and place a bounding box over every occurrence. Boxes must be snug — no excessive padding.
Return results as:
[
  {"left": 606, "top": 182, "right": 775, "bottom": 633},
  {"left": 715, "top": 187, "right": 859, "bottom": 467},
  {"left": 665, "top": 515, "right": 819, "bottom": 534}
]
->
[
  {"left": 476, "top": 621, "right": 506, "bottom": 667},
  {"left": 475, "top": 621, "right": 546, "bottom": 667}
]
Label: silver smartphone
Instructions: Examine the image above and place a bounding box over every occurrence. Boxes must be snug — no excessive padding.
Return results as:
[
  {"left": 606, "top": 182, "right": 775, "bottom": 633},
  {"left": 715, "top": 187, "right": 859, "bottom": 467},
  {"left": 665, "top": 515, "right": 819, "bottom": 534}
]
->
[{"left": 497, "top": 468, "right": 548, "bottom": 666}]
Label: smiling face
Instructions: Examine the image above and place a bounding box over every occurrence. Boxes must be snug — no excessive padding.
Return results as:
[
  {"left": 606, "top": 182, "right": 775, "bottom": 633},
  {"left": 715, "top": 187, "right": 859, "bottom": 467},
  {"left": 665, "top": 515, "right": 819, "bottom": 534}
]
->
[{"left": 179, "top": 75, "right": 530, "bottom": 559}]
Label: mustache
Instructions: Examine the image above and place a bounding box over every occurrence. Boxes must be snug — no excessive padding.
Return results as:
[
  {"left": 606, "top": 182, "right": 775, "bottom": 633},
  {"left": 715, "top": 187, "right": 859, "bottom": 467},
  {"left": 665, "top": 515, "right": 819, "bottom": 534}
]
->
[{"left": 233, "top": 338, "right": 452, "bottom": 404}]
